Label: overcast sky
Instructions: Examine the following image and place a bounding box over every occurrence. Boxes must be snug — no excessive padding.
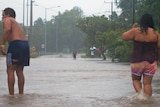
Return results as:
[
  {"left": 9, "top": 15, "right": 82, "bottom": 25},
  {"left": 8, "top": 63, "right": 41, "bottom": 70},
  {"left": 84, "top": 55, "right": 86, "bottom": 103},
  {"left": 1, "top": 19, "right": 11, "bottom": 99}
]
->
[{"left": 0, "top": 0, "right": 121, "bottom": 25}]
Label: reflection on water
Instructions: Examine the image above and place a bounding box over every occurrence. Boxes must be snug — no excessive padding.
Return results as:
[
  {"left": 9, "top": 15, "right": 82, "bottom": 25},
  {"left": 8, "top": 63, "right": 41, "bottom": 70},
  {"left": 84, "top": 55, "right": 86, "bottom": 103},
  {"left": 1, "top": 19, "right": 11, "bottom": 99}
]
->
[
  {"left": 0, "top": 94, "right": 56, "bottom": 107},
  {"left": 0, "top": 93, "right": 160, "bottom": 107},
  {"left": 92, "top": 95, "right": 160, "bottom": 107},
  {"left": 125, "top": 95, "right": 160, "bottom": 107}
]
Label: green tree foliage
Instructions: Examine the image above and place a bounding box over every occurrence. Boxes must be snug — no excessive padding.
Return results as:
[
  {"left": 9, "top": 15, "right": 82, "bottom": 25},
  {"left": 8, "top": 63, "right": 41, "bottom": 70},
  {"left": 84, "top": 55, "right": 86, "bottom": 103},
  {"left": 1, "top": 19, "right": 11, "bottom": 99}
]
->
[
  {"left": 77, "top": 14, "right": 127, "bottom": 60},
  {"left": 32, "top": 6, "right": 86, "bottom": 54},
  {"left": 117, "top": 0, "right": 134, "bottom": 26},
  {"left": 53, "top": 7, "right": 86, "bottom": 52},
  {"left": 33, "top": 18, "right": 45, "bottom": 52},
  {"left": 136, "top": 0, "right": 160, "bottom": 28},
  {"left": 77, "top": 15, "right": 113, "bottom": 59}
]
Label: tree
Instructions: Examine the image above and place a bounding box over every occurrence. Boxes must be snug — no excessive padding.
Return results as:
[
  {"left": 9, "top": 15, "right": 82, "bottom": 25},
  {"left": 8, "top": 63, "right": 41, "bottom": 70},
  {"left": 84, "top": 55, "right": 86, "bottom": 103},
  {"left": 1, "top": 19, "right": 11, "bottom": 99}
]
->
[
  {"left": 77, "top": 15, "right": 125, "bottom": 60},
  {"left": 77, "top": 15, "right": 112, "bottom": 58},
  {"left": 32, "top": 18, "right": 45, "bottom": 53},
  {"left": 52, "top": 6, "right": 86, "bottom": 53},
  {"left": 117, "top": 0, "right": 134, "bottom": 26},
  {"left": 31, "top": 6, "right": 86, "bottom": 54},
  {"left": 136, "top": 0, "right": 160, "bottom": 28}
]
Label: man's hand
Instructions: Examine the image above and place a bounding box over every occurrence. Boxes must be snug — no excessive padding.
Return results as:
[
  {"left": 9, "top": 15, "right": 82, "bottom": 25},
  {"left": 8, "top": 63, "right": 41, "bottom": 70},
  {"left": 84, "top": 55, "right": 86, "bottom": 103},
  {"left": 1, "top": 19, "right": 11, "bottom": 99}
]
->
[{"left": 0, "top": 45, "right": 6, "bottom": 55}]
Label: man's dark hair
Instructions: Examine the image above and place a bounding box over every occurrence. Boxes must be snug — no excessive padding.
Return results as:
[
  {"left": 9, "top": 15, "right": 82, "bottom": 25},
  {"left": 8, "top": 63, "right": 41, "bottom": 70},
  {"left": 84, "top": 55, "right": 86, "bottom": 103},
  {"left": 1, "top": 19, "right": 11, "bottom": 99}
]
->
[
  {"left": 3, "top": 7, "right": 16, "bottom": 18},
  {"left": 139, "top": 13, "right": 155, "bottom": 33}
]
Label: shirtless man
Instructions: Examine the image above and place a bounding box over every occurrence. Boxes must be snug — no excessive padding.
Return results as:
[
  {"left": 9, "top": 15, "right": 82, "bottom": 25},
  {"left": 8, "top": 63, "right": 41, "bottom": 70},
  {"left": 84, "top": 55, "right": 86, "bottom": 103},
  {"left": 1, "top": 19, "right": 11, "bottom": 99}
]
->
[
  {"left": 0, "top": 7, "right": 30, "bottom": 95},
  {"left": 122, "top": 13, "right": 160, "bottom": 98}
]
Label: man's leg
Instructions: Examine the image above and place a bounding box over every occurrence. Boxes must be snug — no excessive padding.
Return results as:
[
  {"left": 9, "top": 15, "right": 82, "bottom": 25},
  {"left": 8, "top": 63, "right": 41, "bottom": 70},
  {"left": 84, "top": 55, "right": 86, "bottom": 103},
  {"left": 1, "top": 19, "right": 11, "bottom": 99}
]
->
[
  {"left": 16, "top": 65, "right": 24, "bottom": 94},
  {"left": 7, "top": 65, "right": 16, "bottom": 95}
]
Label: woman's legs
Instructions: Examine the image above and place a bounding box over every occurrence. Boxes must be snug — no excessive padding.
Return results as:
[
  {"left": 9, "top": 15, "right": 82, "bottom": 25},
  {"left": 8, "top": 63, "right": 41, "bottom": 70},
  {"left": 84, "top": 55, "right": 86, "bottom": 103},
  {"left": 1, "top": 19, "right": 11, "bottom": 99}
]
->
[
  {"left": 132, "top": 74, "right": 153, "bottom": 96},
  {"left": 132, "top": 74, "right": 142, "bottom": 93},
  {"left": 131, "top": 61, "right": 156, "bottom": 97},
  {"left": 143, "top": 74, "right": 153, "bottom": 96}
]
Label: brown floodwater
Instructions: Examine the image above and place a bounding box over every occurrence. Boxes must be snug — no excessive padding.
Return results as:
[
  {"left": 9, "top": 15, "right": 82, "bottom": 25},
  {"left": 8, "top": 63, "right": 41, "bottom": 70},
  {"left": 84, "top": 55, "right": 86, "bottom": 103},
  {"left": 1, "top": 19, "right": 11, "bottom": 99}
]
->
[{"left": 0, "top": 54, "right": 160, "bottom": 107}]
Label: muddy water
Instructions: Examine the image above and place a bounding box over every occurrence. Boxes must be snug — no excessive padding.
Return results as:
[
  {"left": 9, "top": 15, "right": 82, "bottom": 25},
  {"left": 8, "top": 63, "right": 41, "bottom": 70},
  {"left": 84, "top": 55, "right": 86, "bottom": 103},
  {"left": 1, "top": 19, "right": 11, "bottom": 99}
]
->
[
  {"left": 1, "top": 94, "right": 160, "bottom": 107},
  {"left": 0, "top": 55, "right": 160, "bottom": 107}
]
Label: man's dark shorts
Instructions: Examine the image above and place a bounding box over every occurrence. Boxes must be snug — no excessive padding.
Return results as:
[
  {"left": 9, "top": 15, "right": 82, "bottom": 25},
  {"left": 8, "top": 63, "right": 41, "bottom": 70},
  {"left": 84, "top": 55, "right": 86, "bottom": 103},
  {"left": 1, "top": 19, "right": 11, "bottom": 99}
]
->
[{"left": 7, "top": 40, "right": 30, "bottom": 66}]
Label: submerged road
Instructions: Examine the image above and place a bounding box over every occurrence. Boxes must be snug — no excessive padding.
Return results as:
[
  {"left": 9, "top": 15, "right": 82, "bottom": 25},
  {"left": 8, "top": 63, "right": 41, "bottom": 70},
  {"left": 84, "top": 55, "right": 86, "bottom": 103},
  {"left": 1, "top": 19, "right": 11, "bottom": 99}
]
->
[{"left": 0, "top": 54, "right": 160, "bottom": 107}]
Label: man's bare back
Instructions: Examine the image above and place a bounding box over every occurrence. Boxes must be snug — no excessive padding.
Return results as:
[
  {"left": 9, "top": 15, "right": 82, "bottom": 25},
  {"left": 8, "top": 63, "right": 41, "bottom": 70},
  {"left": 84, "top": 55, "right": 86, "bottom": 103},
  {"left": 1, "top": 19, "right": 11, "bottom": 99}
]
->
[{"left": 2, "top": 17, "right": 27, "bottom": 43}]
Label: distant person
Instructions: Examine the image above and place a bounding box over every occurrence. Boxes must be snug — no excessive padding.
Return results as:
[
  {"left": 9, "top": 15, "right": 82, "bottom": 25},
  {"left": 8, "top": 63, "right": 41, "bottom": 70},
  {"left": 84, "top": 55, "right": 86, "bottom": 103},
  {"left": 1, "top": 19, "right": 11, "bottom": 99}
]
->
[
  {"left": 121, "top": 13, "right": 160, "bottom": 99},
  {"left": 72, "top": 50, "right": 77, "bottom": 59},
  {"left": 0, "top": 7, "right": 30, "bottom": 95}
]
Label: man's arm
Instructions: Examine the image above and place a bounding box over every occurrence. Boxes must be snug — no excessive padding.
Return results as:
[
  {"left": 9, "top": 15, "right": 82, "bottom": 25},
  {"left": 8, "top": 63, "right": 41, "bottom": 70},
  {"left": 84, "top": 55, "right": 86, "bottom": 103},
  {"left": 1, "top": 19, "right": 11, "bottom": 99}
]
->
[
  {"left": 0, "top": 18, "right": 11, "bottom": 55},
  {"left": 1, "top": 18, "right": 11, "bottom": 45}
]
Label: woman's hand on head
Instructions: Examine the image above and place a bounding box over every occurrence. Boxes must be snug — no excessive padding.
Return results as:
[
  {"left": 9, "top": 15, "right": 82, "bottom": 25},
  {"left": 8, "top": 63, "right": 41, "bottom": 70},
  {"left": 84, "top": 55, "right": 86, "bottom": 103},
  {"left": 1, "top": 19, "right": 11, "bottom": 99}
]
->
[{"left": 132, "top": 23, "right": 138, "bottom": 28}]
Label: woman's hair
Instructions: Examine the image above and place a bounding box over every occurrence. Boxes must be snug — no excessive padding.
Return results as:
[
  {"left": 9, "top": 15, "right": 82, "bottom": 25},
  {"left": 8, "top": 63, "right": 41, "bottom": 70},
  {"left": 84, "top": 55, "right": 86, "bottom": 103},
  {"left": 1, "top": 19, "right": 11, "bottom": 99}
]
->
[
  {"left": 3, "top": 7, "right": 16, "bottom": 18},
  {"left": 139, "top": 13, "right": 155, "bottom": 33}
]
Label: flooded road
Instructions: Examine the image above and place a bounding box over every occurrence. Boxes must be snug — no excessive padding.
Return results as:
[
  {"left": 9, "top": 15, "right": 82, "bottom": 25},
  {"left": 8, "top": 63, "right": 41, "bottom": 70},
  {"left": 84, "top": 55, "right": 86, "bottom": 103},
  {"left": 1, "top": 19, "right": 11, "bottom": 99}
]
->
[{"left": 0, "top": 54, "right": 160, "bottom": 107}]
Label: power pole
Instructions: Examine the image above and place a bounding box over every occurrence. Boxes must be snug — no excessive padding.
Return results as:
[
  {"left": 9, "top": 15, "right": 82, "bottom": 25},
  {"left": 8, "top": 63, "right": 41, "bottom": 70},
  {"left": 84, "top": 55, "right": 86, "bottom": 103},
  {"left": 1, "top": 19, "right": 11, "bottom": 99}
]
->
[
  {"left": 30, "top": 0, "right": 33, "bottom": 48},
  {"left": 111, "top": 2, "right": 113, "bottom": 20},
  {"left": 104, "top": 1, "right": 114, "bottom": 20},
  {"left": 26, "top": 0, "right": 29, "bottom": 37},
  {"left": 44, "top": 8, "right": 47, "bottom": 53},
  {"left": 23, "top": 0, "right": 25, "bottom": 26},
  {"left": 132, "top": 0, "right": 135, "bottom": 24}
]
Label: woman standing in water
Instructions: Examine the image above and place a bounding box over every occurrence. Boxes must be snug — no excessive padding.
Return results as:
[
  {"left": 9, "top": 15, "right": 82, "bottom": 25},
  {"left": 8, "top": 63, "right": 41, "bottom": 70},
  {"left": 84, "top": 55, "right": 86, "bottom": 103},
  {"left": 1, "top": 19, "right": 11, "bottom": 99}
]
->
[{"left": 122, "top": 13, "right": 160, "bottom": 98}]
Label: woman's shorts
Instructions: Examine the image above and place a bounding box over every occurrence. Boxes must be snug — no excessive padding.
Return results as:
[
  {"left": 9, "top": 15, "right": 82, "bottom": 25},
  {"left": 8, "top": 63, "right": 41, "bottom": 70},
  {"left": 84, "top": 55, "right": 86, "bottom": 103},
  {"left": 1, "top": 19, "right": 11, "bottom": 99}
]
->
[
  {"left": 7, "top": 40, "right": 30, "bottom": 66},
  {"left": 131, "top": 61, "right": 157, "bottom": 76}
]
